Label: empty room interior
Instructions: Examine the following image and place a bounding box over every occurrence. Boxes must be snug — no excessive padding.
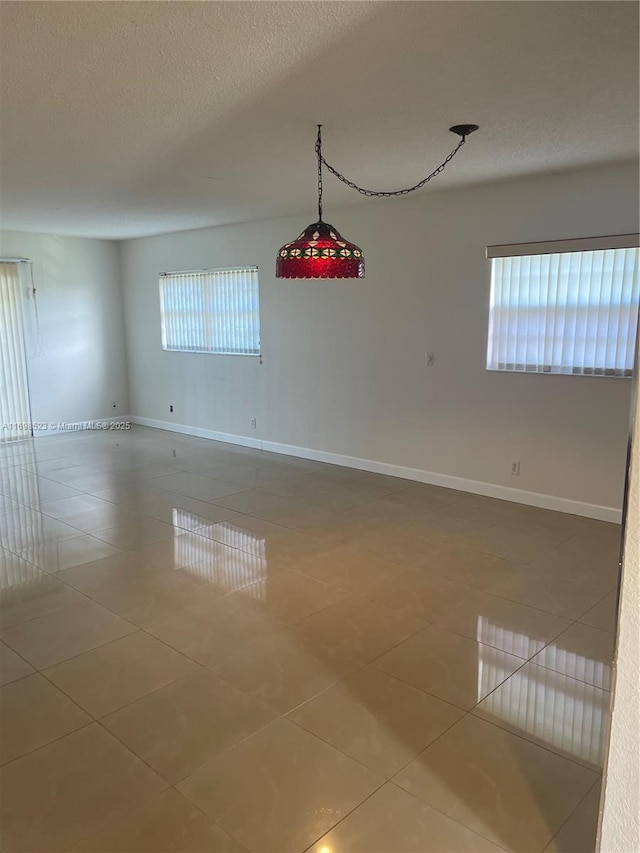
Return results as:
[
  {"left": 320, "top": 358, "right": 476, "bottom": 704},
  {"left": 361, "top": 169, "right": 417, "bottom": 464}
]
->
[{"left": 0, "top": 2, "right": 639, "bottom": 852}]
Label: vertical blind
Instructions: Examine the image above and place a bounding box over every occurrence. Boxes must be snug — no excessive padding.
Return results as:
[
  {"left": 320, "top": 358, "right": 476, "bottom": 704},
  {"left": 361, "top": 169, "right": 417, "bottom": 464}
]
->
[
  {"left": 486, "top": 247, "right": 639, "bottom": 376},
  {"left": 0, "top": 262, "right": 32, "bottom": 440},
  {"left": 159, "top": 267, "right": 260, "bottom": 355}
]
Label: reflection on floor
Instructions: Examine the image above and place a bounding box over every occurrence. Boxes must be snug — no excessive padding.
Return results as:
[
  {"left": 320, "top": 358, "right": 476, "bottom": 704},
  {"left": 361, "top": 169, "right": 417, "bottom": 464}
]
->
[{"left": 0, "top": 426, "right": 618, "bottom": 852}]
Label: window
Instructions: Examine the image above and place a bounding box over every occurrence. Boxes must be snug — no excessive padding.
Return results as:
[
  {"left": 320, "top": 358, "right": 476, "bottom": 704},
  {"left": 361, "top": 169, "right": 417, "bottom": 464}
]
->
[
  {"left": 486, "top": 236, "right": 639, "bottom": 376},
  {"left": 159, "top": 267, "right": 260, "bottom": 355},
  {"left": 0, "top": 261, "right": 32, "bottom": 440}
]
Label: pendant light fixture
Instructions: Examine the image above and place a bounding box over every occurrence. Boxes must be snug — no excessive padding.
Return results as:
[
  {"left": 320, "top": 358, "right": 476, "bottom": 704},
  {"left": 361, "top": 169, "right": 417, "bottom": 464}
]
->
[{"left": 276, "top": 124, "right": 479, "bottom": 280}]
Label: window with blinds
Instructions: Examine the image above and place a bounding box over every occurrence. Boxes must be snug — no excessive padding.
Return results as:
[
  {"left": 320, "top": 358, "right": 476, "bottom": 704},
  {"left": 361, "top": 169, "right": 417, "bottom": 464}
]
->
[
  {"left": 0, "top": 261, "right": 32, "bottom": 440},
  {"left": 486, "top": 238, "right": 639, "bottom": 377},
  {"left": 159, "top": 267, "right": 260, "bottom": 355}
]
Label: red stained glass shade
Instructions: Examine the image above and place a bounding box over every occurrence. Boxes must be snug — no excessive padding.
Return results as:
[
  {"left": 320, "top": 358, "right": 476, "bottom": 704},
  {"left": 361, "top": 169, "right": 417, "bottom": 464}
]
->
[{"left": 276, "top": 222, "right": 365, "bottom": 279}]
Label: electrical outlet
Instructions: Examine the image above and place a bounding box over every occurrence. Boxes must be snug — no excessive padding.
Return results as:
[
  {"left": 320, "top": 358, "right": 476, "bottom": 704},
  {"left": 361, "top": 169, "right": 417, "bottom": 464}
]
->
[
  {"left": 169, "top": 405, "right": 174, "bottom": 413},
  {"left": 511, "top": 461, "right": 521, "bottom": 476},
  {"left": 250, "top": 418, "right": 257, "bottom": 429},
  {"left": 426, "top": 352, "right": 435, "bottom": 366}
]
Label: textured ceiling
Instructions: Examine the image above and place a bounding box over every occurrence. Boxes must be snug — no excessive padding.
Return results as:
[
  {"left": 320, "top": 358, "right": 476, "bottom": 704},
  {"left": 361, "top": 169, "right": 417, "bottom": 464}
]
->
[{"left": 0, "top": 1, "right": 638, "bottom": 240}]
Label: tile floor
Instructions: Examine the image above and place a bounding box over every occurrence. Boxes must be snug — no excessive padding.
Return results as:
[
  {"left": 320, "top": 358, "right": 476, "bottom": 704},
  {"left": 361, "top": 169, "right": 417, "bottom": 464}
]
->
[{"left": 0, "top": 426, "right": 619, "bottom": 853}]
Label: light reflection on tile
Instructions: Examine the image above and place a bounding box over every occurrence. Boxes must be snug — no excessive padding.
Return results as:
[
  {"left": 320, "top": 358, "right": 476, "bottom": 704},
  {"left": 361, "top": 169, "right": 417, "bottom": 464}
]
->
[
  {"left": 474, "top": 662, "right": 610, "bottom": 769},
  {"left": 0, "top": 599, "right": 136, "bottom": 668},
  {"left": 532, "top": 622, "right": 614, "bottom": 689},
  {"left": 0, "top": 427, "right": 621, "bottom": 853},
  {"left": 18, "top": 535, "right": 122, "bottom": 572},
  {"left": 374, "top": 625, "right": 525, "bottom": 710},
  {"left": 0, "top": 550, "right": 44, "bottom": 589},
  {"left": 228, "top": 569, "right": 350, "bottom": 625},
  {"left": 174, "top": 529, "right": 272, "bottom": 595},
  {"left": 436, "top": 592, "right": 571, "bottom": 659},
  {"left": 310, "top": 782, "right": 506, "bottom": 852},
  {"left": 1, "top": 514, "right": 82, "bottom": 552},
  {"left": 0, "top": 572, "right": 85, "bottom": 627}
]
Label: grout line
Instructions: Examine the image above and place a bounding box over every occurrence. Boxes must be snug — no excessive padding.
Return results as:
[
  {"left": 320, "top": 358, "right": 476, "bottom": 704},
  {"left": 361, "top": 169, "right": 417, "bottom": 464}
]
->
[
  {"left": 0, "top": 427, "right": 618, "bottom": 851},
  {"left": 540, "top": 774, "right": 603, "bottom": 853}
]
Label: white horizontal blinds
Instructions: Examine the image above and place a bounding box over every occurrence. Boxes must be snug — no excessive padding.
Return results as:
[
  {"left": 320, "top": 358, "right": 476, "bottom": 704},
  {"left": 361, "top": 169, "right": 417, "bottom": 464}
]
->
[
  {"left": 0, "top": 263, "right": 32, "bottom": 440},
  {"left": 487, "top": 247, "right": 640, "bottom": 376},
  {"left": 159, "top": 268, "right": 260, "bottom": 355}
]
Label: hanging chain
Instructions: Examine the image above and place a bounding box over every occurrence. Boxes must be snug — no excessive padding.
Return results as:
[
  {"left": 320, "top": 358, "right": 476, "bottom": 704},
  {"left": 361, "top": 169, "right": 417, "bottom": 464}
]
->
[
  {"left": 316, "top": 125, "right": 323, "bottom": 221},
  {"left": 314, "top": 125, "right": 466, "bottom": 199}
]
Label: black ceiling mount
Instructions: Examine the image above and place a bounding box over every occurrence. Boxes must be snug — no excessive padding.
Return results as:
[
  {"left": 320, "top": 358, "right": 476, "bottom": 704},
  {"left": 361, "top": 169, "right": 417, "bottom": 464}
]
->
[{"left": 449, "top": 124, "right": 480, "bottom": 139}]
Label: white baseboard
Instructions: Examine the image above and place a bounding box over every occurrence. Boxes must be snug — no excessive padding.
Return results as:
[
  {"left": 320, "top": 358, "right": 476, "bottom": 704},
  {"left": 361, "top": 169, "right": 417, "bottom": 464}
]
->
[
  {"left": 32, "top": 415, "right": 133, "bottom": 437},
  {"left": 130, "top": 416, "right": 263, "bottom": 449},
  {"left": 129, "top": 415, "right": 622, "bottom": 523}
]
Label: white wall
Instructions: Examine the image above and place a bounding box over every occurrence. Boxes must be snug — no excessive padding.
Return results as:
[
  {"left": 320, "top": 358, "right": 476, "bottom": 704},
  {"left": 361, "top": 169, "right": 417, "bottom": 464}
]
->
[
  {"left": 0, "top": 230, "right": 129, "bottom": 427},
  {"left": 120, "top": 161, "right": 637, "bottom": 515},
  {"left": 599, "top": 346, "right": 639, "bottom": 852}
]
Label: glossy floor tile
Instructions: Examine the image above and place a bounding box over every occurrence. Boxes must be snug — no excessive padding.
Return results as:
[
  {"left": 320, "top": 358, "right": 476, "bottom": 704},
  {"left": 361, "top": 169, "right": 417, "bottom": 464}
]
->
[
  {"left": 308, "top": 782, "right": 506, "bottom": 852},
  {"left": 542, "top": 782, "right": 601, "bottom": 853},
  {"left": 69, "top": 788, "right": 245, "bottom": 852},
  {"left": 0, "top": 571, "right": 85, "bottom": 627},
  {"left": 85, "top": 569, "right": 223, "bottom": 628},
  {"left": 463, "top": 524, "right": 557, "bottom": 563},
  {"left": 226, "top": 567, "right": 350, "bottom": 625},
  {"left": 473, "top": 662, "right": 610, "bottom": 769},
  {"left": 0, "top": 427, "right": 619, "bottom": 852},
  {"left": 410, "top": 540, "right": 519, "bottom": 589},
  {"left": 293, "top": 542, "right": 401, "bottom": 592},
  {"left": 363, "top": 568, "right": 475, "bottom": 623},
  {"left": 0, "top": 672, "right": 90, "bottom": 764},
  {"left": 531, "top": 622, "right": 615, "bottom": 690},
  {"left": 435, "top": 591, "right": 572, "bottom": 659},
  {"left": 146, "top": 595, "right": 285, "bottom": 668},
  {"left": 103, "top": 670, "right": 277, "bottom": 782},
  {"left": 0, "top": 640, "right": 34, "bottom": 685},
  {"left": 394, "top": 715, "right": 599, "bottom": 853},
  {"left": 44, "top": 630, "right": 201, "bottom": 717},
  {"left": 177, "top": 719, "right": 382, "bottom": 853},
  {"left": 579, "top": 591, "right": 619, "bottom": 632},
  {"left": 0, "top": 724, "right": 166, "bottom": 852},
  {"left": 289, "top": 666, "right": 464, "bottom": 777},
  {"left": 374, "top": 624, "right": 526, "bottom": 710},
  {"left": 531, "top": 539, "right": 620, "bottom": 589},
  {"left": 215, "top": 627, "right": 359, "bottom": 714},
  {"left": 0, "top": 598, "right": 136, "bottom": 668},
  {"left": 18, "top": 534, "right": 122, "bottom": 572},
  {"left": 487, "top": 566, "right": 611, "bottom": 620},
  {"left": 294, "top": 593, "right": 425, "bottom": 663}
]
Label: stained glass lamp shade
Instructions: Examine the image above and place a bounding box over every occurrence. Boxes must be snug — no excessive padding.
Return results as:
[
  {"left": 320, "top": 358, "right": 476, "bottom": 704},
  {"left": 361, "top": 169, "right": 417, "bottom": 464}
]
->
[
  {"left": 275, "top": 124, "right": 477, "bottom": 280},
  {"left": 276, "top": 222, "right": 364, "bottom": 279}
]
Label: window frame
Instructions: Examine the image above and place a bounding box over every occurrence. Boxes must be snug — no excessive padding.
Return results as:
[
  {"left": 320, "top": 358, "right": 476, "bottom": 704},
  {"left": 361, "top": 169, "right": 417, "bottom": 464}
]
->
[
  {"left": 485, "top": 234, "right": 639, "bottom": 379},
  {"left": 158, "top": 266, "right": 261, "bottom": 357}
]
